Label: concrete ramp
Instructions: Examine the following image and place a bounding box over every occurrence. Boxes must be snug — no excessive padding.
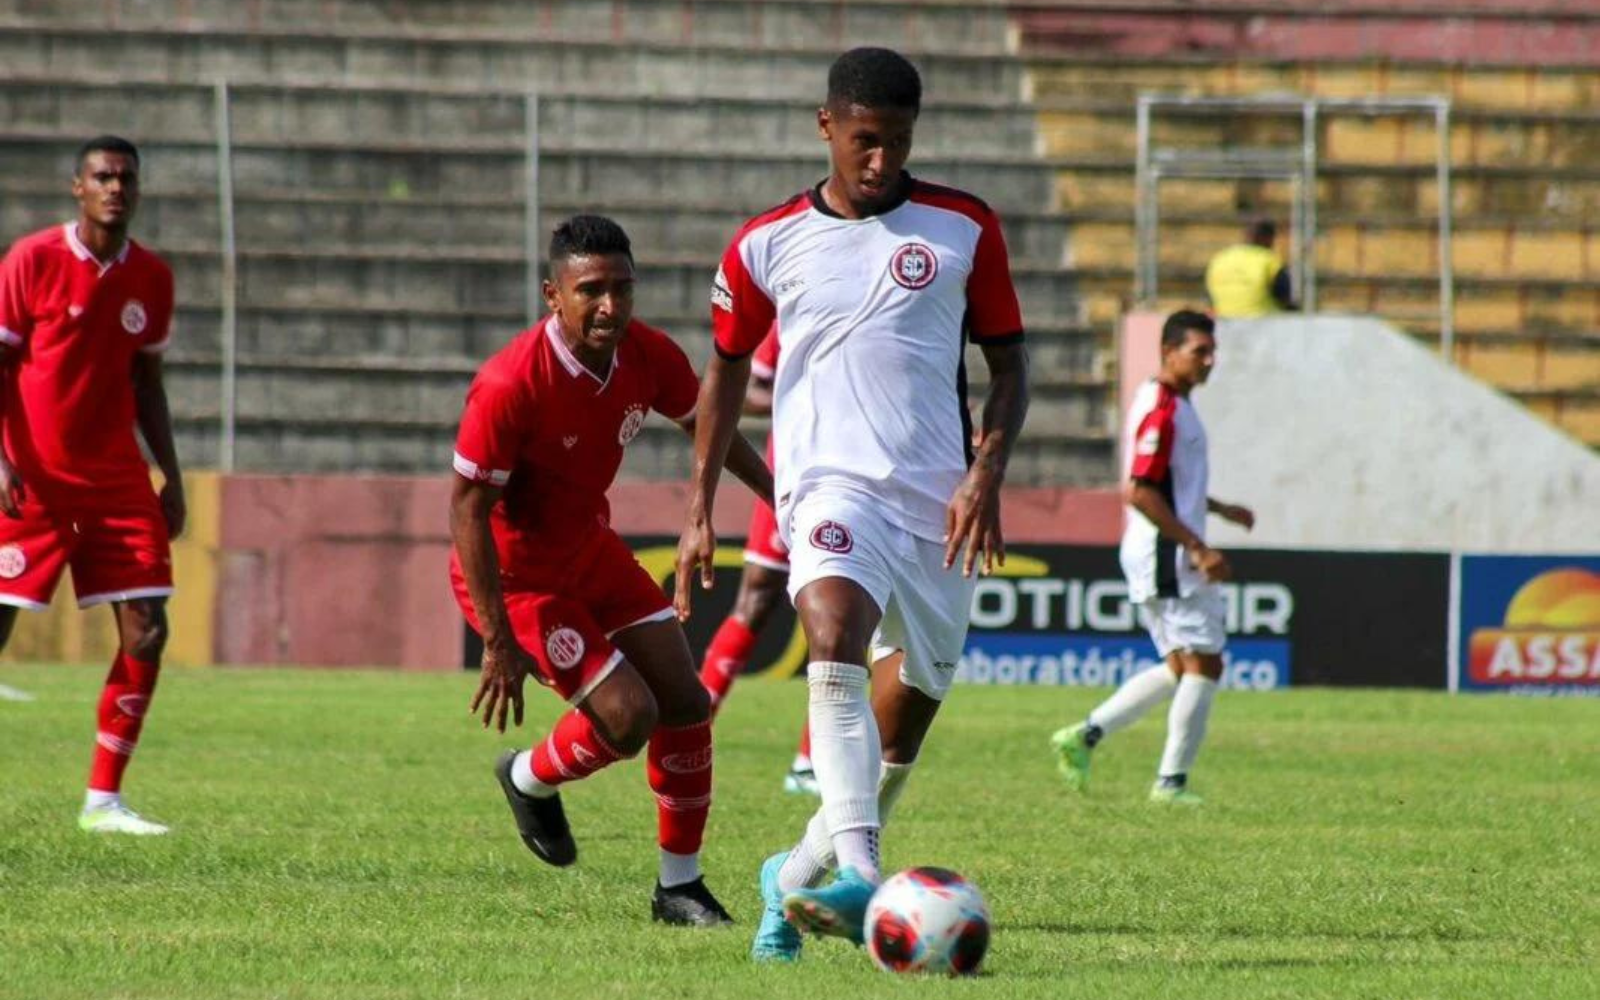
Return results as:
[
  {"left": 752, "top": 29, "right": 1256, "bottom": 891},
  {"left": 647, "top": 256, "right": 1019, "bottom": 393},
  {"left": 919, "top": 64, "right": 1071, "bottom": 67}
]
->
[{"left": 1194, "top": 315, "right": 1600, "bottom": 554}]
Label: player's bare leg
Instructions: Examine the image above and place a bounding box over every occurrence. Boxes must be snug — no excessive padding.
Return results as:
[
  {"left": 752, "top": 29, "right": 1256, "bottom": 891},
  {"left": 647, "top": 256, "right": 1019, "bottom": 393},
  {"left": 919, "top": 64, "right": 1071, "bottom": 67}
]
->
[
  {"left": 611, "top": 618, "right": 732, "bottom": 926},
  {"left": 80, "top": 597, "right": 169, "bottom": 835},
  {"left": 0, "top": 605, "right": 32, "bottom": 702},
  {"left": 774, "top": 578, "right": 884, "bottom": 943},
  {"left": 1150, "top": 651, "right": 1222, "bottom": 806}
]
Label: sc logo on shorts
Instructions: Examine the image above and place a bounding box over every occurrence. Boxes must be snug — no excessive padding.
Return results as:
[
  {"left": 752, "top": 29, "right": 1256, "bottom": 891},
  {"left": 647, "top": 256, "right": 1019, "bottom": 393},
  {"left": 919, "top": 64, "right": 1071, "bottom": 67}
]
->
[
  {"left": 889, "top": 243, "right": 939, "bottom": 290},
  {"left": 810, "top": 520, "right": 854, "bottom": 554},
  {"left": 544, "top": 627, "right": 586, "bottom": 670}
]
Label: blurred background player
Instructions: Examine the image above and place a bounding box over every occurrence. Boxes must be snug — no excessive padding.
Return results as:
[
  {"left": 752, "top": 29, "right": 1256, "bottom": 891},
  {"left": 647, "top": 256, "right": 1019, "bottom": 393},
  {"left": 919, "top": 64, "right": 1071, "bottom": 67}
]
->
[
  {"left": 695, "top": 324, "right": 818, "bottom": 795},
  {"left": 676, "top": 47, "right": 1029, "bottom": 960},
  {"left": 1050, "top": 309, "right": 1254, "bottom": 806},
  {"left": 450, "top": 215, "right": 770, "bottom": 926},
  {"left": 1205, "top": 219, "right": 1297, "bottom": 318},
  {"left": 0, "top": 135, "right": 184, "bottom": 836}
]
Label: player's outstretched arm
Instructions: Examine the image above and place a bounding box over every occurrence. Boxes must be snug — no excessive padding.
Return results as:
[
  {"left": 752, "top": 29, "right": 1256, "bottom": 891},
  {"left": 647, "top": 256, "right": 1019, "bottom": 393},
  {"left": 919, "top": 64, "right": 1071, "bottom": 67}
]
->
[
  {"left": 675, "top": 351, "right": 751, "bottom": 620},
  {"left": 945, "top": 341, "right": 1030, "bottom": 577},
  {"left": 132, "top": 352, "right": 184, "bottom": 537},
  {"left": 1129, "top": 480, "right": 1231, "bottom": 582},
  {"left": 675, "top": 415, "right": 773, "bottom": 511},
  {"left": 1207, "top": 497, "right": 1256, "bottom": 531},
  {"left": 450, "top": 474, "right": 533, "bottom": 732}
]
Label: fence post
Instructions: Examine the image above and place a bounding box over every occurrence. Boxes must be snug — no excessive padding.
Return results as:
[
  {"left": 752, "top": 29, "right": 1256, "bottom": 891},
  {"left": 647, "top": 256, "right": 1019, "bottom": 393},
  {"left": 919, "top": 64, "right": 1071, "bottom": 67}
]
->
[{"left": 213, "top": 79, "right": 238, "bottom": 472}]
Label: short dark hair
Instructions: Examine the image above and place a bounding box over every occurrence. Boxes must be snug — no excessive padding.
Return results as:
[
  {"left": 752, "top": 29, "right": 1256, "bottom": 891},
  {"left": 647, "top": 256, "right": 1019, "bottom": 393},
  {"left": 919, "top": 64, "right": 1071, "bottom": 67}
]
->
[
  {"left": 827, "top": 47, "right": 922, "bottom": 114},
  {"left": 1249, "top": 219, "right": 1277, "bottom": 244},
  {"left": 548, "top": 214, "right": 633, "bottom": 274},
  {"left": 77, "top": 135, "right": 140, "bottom": 173},
  {"left": 1162, "top": 309, "right": 1215, "bottom": 349}
]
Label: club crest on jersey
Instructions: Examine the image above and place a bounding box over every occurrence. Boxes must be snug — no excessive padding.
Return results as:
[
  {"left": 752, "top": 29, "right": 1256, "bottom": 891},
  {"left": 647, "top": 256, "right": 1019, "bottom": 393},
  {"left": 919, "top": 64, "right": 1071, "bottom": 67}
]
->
[
  {"left": 810, "top": 520, "right": 854, "bottom": 554},
  {"left": 120, "top": 299, "right": 147, "bottom": 335},
  {"left": 545, "top": 627, "right": 586, "bottom": 670},
  {"left": 889, "top": 243, "right": 939, "bottom": 290},
  {"left": 0, "top": 544, "right": 24, "bottom": 579},
  {"left": 618, "top": 405, "right": 646, "bottom": 445}
]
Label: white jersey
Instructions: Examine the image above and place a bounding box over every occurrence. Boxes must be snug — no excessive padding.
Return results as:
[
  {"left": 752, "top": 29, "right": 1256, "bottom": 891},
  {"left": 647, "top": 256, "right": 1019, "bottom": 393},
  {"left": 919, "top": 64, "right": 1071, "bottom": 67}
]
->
[
  {"left": 1119, "top": 378, "right": 1210, "bottom": 602},
  {"left": 712, "top": 178, "right": 1023, "bottom": 543}
]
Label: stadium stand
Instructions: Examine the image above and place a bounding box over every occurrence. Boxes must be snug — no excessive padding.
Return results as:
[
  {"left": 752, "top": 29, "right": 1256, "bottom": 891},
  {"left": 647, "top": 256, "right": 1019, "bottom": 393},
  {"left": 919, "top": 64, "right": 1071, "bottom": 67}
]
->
[
  {"left": 1016, "top": 0, "right": 1600, "bottom": 447},
  {"left": 0, "top": 0, "right": 1113, "bottom": 484}
]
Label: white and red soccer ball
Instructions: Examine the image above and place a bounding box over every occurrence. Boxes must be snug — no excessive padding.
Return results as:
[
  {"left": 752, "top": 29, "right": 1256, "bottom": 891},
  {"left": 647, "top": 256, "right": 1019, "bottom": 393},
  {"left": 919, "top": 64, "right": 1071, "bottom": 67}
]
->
[{"left": 864, "top": 867, "right": 990, "bottom": 976}]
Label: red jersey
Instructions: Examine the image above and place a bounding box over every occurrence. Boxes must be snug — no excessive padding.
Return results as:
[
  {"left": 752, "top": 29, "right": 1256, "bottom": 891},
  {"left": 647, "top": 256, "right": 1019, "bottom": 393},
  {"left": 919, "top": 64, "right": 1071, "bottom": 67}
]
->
[
  {"left": 0, "top": 224, "right": 174, "bottom": 499},
  {"left": 453, "top": 314, "right": 700, "bottom": 573}
]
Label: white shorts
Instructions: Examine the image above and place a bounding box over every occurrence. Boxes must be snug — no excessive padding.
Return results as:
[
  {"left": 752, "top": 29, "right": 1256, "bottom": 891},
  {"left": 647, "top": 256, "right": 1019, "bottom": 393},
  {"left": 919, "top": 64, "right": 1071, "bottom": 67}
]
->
[
  {"left": 1138, "top": 585, "right": 1227, "bottom": 657},
  {"left": 786, "top": 491, "right": 975, "bottom": 701}
]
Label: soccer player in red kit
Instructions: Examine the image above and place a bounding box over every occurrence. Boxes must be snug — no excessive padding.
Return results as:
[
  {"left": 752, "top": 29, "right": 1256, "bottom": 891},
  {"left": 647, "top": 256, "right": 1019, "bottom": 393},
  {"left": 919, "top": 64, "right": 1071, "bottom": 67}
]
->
[
  {"left": 695, "top": 326, "right": 818, "bottom": 795},
  {"left": 0, "top": 135, "right": 185, "bottom": 836},
  {"left": 451, "top": 215, "right": 771, "bottom": 926}
]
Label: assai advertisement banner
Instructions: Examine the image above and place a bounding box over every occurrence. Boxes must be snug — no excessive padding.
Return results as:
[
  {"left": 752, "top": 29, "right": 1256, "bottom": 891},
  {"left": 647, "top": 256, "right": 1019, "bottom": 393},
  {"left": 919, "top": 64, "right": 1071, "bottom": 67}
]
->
[{"left": 1455, "top": 554, "right": 1600, "bottom": 697}]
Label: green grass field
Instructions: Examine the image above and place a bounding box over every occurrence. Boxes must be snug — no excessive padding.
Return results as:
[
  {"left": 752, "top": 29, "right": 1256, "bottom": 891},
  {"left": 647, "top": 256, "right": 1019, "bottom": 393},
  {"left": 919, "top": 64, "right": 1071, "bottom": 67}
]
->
[{"left": 1, "top": 663, "right": 1597, "bottom": 999}]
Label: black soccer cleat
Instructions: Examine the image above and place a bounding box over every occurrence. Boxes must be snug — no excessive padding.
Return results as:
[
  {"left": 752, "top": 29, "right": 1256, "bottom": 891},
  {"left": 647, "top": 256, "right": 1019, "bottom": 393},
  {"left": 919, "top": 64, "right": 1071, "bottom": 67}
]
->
[
  {"left": 651, "top": 877, "right": 735, "bottom": 927},
  {"left": 494, "top": 750, "right": 577, "bottom": 867}
]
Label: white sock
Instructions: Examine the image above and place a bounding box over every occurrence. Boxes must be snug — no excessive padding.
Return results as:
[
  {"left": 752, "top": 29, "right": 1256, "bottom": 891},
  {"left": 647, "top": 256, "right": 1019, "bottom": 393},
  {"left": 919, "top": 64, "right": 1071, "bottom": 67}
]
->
[
  {"left": 806, "top": 759, "right": 916, "bottom": 872},
  {"left": 790, "top": 752, "right": 812, "bottom": 772},
  {"left": 777, "top": 837, "right": 830, "bottom": 893},
  {"left": 511, "top": 750, "right": 557, "bottom": 799},
  {"left": 84, "top": 789, "right": 120, "bottom": 812},
  {"left": 1158, "top": 674, "right": 1219, "bottom": 779},
  {"left": 658, "top": 849, "right": 701, "bottom": 889},
  {"left": 806, "top": 661, "right": 881, "bottom": 883},
  {"left": 1088, "top": 666, "right": 1178, "bottom": 737}
]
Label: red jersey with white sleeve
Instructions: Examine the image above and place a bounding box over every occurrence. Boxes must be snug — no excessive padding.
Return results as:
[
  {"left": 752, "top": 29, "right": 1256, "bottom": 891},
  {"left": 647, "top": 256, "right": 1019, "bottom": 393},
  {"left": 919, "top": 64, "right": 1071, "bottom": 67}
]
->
[
  {"left": 1119, "top": 378, "right": 1210, "bottom": 603},
  {"left": 712, "top": 177, "right": 1023, "bottom": 544},
  {"left": 0, "top": 223, "right": 174, "bottom": 502},
  {"left": 452, "top": 314, "right": 700, "bottom": 577}
]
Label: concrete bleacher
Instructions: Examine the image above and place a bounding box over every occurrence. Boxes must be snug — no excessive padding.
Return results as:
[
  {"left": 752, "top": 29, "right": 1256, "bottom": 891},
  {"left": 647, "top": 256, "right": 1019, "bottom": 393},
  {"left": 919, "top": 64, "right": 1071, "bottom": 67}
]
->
[
  {"left": 0, "top": 1, "right": 1116, "bottom": 483},
  {"left": 1015, "top": 4, "right": 1600, "bottom": 448}
]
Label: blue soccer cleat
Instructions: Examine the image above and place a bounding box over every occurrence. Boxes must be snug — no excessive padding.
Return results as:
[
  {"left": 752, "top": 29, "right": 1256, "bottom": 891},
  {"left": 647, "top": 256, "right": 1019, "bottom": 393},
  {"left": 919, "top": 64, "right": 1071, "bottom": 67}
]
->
[
  {"left": 751, "top": 851, "right": 803, "bottom": 962},
  {"left": 782, "top": 866, "right": 877, "bottom": 945}
]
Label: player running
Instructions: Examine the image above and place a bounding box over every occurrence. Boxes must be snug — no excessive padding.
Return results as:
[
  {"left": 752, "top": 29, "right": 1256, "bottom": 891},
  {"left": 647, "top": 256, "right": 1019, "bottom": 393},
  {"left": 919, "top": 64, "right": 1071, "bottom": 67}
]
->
[
  {"left": 695, "top": 326, "right": 818, "bottom": 795},
  {"left": 1050, "top": 309, "right": 1254, "bottom": 806},
  {"left": 675, "top": 48, "right": 1030, "bottom": 960},
  {"left": 0, "top": 135, "right": 184, "bottom": 836},
  {"left": 450, "top": 215, "right": 770, "bottom": 926}
]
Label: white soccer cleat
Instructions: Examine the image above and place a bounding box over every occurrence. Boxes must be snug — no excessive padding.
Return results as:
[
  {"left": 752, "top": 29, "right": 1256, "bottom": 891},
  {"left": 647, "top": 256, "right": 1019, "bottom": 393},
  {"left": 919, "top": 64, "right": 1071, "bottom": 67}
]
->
[
  {"left": 0, "top": 683, "right": 35, "bottom": 702},
  {"left": 78, "top": 803, "right": 170, "bottom": 836}
]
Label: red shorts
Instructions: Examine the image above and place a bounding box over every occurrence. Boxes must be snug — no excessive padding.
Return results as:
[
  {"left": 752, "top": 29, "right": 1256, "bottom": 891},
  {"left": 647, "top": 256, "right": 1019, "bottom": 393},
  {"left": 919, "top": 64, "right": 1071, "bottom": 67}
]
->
[
  {"left": 743, "top": 499, "right": 789, "bottom": 571},
  {"left": 0, "top": 488, "right": 173, "bottom": 610},
  {"left": 452, "top": 528, "right": 674, "bottom": 704}
]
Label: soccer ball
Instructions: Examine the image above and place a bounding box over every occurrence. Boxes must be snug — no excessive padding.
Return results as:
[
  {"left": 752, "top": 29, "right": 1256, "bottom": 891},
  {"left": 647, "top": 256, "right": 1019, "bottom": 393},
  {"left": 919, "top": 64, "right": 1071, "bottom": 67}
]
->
[{"left": 864, "top": 867, "right": 990, "bottom": 976}]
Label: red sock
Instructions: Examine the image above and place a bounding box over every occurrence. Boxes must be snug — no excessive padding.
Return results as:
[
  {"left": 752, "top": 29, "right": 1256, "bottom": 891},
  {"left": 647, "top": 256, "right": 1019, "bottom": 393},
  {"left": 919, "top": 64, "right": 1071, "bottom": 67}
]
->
[
  {"left": 797, "top": 712, "right": 811, "bottom": 760},
  {"left": 647, "top": 720, "right": 713, "bottom": 855},
  {"left": 699, "top": 616, "right": 758, "bottom": 712},
  {"left": 88, "top": 651, "right": 161, "bottom": 793},
  {"left": 529, "top": 709, "right": 626, "bottom": 787}
]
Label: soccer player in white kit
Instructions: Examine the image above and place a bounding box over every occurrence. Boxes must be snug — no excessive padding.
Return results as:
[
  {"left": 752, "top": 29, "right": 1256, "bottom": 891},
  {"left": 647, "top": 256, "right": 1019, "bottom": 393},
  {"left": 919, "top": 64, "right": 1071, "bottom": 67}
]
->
[
  {"left": 1050, "top": 310, "right": 1254, "bottom": 806},
  {"left": 674, "top": 48, "right": 1030, "bottom": 960}
]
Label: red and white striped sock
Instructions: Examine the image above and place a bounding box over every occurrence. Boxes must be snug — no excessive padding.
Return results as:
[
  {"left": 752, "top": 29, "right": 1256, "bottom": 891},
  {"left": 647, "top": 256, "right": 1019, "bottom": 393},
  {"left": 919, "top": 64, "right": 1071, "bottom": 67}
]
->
[
  {"left": 648, "top": 720, "right": 713, "bottom": 886},
  {"left": 87, "top": 650, "right": 160, "bottom": 802},
  {"left": 518, "top": 709, "right": 626, "bottom": 798},
  {"left": 699, "top": 617, "right": 758, "bottom": 712}
]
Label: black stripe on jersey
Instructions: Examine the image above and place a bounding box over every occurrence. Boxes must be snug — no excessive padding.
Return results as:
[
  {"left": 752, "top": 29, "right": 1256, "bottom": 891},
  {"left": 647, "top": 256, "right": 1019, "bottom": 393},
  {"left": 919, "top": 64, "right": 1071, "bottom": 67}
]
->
[
  {"left": 957, "top": 326, "right": 975, "bottom": 469},
  {"left": 977, "top": 329, "right": 1025, "bottom": 347},
  {"left": 714, "top": 341, "right": 754, "bottom": 362},
  {"left": 1154, "top": 473, "right": 1180, "bottom": 598},
  {"left": 909, "top": 178, "right": 995, "bottom": 215}
]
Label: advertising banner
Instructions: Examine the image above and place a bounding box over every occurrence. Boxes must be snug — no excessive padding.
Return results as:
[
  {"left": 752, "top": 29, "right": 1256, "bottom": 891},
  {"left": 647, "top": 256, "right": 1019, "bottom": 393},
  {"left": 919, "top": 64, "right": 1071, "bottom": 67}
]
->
[
  {"left": 463, "top": 540, "right": 1449, "bottom": 691},
  {"left": 1454, "top": 554, "right": 1600, "bottom": 697}
]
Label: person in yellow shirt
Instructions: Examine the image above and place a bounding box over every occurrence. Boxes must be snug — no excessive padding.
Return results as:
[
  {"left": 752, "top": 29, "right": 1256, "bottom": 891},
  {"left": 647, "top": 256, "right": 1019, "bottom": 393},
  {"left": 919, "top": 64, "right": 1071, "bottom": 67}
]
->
[{"left": 1205, "top": 220, "right": 1297, "bottom": 318}]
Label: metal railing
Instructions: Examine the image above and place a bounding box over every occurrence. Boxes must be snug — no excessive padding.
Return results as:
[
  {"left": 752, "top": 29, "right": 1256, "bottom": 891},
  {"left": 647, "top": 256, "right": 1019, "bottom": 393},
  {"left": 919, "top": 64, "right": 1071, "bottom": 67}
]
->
[{"left": 1134, "top": 93, "right": 1455, "bottom": 357}]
